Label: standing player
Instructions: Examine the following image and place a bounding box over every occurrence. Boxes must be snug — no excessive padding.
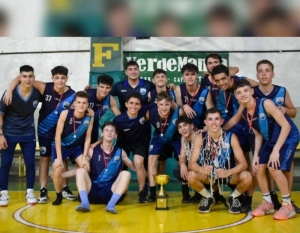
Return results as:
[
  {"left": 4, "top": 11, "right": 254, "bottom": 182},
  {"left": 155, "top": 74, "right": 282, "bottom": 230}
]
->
[
  {"left": 51, "top": 91, "right": 94, "bottom": 206},
  {"left": 86, "top": 74, "right": 120, "bottom": 143},
  {"left": 0, "top": 65, "right": 41, "bottom": 206},
  {"left": 188, "top": 108, "right": 252, "bottom": 214},
  {"left": 232, "top": 79, "right": 299, "bottom": 220},
  {"left": 67, "top": 122, "right": 136, "bottom": 213},
  {"left": 3, "top": 66, "right": 77, "bottom": 204}
]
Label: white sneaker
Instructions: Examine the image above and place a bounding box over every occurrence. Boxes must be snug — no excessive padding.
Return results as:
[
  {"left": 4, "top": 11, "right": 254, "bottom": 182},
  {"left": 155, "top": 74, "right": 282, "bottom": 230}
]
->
[
  {"left": 0, "top": 190, "right": 9, "bottom": 207},
  {"left": 25, "top": 189, "right": 37, "bottom": 205}
]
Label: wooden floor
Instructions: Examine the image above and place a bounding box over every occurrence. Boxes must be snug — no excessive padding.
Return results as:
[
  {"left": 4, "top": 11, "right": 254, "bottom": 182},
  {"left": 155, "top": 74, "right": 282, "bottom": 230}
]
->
[{"left": 1, "top": 191, "right": 300, "bottom": 233}]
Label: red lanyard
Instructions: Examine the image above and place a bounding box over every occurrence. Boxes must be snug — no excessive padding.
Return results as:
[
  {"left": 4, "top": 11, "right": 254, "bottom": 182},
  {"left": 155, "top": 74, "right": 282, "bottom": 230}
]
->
[
  {"left": 53, "top": 88, "right": 64, "bottom": 114},
  {"left": 102, "top": 145, "right": 113, "bottom": 168},
  {"left": 209, "top": 136, "right": 220, "bottom": 160},
  {"left": 160, "top": 114, "right": 169, "bottom": 137},
  {"left": 185, "top": 84, "right": 199, "bottom": 106},
  {"left": 247, "top": 99, "right": 256, "bottom": 130},
  {"left": 223, "top": 91, "right": 232, "bottom": 113}
]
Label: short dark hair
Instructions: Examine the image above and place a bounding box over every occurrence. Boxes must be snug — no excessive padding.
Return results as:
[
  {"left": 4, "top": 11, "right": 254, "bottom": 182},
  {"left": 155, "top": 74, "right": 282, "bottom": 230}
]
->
[
  {"left": 102, "top": 121, "right": 118, "bottom": 131},
  {"left": 157, "top": 91, "right": 173, "bottom": 103},
  {"left": 51, "top": 66, "right": 68, "bottom": 76},
  {"left": 204, "top": 107, "right": 222, "bottom": 119},
  {"left": 125, "top": 60, "right": 139, "bottom": 70},
  {"left": 205, "top": 53, "right": 222, "bottom": 66},
  {"left": 20, "top": 65, "right": 34, "bottom": 73},
  {"left": 153, "top": 69, "right": 167, "bottom": 78},
  {"left": 126, "top": 92, "right": 143, "bottom": 104},
  {"left": 175, "top": 116, "right": 193, "bottom": 126},
  {"left": 97, "top": 74, "right": 114, "bottom": 86},
  {"left": 208, "top": 4, "right": 235, "bottom": 22},
  {"left": 75, "top": 91, "right": 89, "bottom": 102},
  {"left": 181, "top": 63, "right": 199, "bottom": 74},
  {"left": 211, "top": 64, "right": 229, "bottom": 79},
  {"left": 256, "top": 59, "right": 274, "bottom": 72},
  {"left": 233, "top": 79, "right": 251, "bottom": 91}
]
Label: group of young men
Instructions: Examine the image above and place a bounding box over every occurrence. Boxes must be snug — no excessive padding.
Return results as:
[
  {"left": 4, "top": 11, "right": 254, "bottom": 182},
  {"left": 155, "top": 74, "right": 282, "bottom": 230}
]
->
[{"left": 0, "top": 53, "right": 299, "bottom": 220}]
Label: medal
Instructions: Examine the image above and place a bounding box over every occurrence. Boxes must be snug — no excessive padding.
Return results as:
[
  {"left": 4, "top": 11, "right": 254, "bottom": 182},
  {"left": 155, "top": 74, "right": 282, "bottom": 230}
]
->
[
  {"left": 55, "top": 110, "right": 58, "bottom": 114},
  {"left": 105, "top": 168, "right": 108, "bottom": 172},
  {"left": 73, "top": 135, "right": 76, "bottom": 138},
  {"left": 160, "top": 133, "right": 163, "bottom": 137},
  {"left": 225, "top": 109, "right": 228, "bottom": 113}
]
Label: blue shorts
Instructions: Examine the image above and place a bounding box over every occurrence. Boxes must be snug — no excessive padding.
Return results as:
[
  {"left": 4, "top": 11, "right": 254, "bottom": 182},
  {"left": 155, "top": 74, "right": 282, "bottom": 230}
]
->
[
  {"left": 230, "top": 123, "right": 250, "bottom": 152},
  {"left": 38, "top": 136, "right": 53, "bottom": 157},
  {"left": 51, "top": 145, "right": 82, "bottom": 163},
  {"left": 149, "top": 135, "right": 180, "bottom": 161},
  {"left": 88, "top": 182, "right": 125, "bottom": 204}
]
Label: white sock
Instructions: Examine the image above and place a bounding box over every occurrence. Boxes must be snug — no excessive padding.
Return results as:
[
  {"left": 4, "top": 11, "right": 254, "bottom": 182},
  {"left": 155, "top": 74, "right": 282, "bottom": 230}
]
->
[
  {"left": 230, "top": 189, "right": 242, "bottom": 199},
  {"left": 262, "top": 193, "right": 272, "bottom": 203},
  {"left": 199, "top": 188, "right": 212, "bottom": 198},
  {"left": 281, "top": 194, "right": 291, "bottom": 205}
]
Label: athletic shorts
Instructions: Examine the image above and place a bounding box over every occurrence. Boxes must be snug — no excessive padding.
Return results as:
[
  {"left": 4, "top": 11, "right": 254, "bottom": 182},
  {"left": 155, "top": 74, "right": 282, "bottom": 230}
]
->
[
  {"left": 88, "top": 182, "right": 125, "bottom": 204},
  {"left": 230, "top": 123, "right": 250, "bottom": 152},
  {"left": 51, "top": 145, "right": 82, "bottom": 163},
  {"left": 149, "top": 135, "right": 180, "bottom": 161},
  {"left": 120, "top": 143, "right": 148, "bottom": 159},
  {"left": 38, "top": 136, "right": 53, "bottom": 157}
]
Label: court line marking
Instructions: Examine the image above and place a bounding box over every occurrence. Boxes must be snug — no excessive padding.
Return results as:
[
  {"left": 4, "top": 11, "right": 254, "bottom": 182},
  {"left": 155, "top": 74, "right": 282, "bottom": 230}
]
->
[{"left": 14, "top": 204, "right": 253, "bottom": 233}]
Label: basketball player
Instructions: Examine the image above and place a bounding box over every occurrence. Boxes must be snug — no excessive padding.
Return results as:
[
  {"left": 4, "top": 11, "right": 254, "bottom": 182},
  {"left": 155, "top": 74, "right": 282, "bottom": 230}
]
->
[
  {"left": 232, "top": 79, "right": 299, "bottom": 220},
  {"left": 51, "top": 91, "right": 94, "bottom": 206},
  {"left": 188, "top": 108, "right": 252, "bottom": 214},
  {"left": 0, "top": 65, "right": 41, "bottom": 206}
]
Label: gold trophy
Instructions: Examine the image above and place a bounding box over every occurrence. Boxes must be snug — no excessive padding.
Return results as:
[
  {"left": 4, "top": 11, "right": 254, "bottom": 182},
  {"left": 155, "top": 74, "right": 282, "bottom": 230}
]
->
[{"left": 154, "top": 174, "right": 170, "bottom": 210}]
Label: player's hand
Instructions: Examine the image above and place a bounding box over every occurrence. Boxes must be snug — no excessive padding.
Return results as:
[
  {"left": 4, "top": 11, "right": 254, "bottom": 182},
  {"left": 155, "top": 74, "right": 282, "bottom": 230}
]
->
[
  {"left": 217, "top": 168, "right": 230, "bottom": 178},
  {"left": 203, "top": 71, "right": 210, "bottom": 76},
  {"left": 203, "top": 165, "right": 213, "bottom": 175},
  {"left": 171, "top": 101, "right": 178, "bottom": 109},
  {"left": 252, "top": 155, "right": 259, "bottom": 173},
  {"left": 53, "top": 158, "right": 64, "bottom": 169},
  {"left": 0, "top": 135, "right": 8, "bottom": 150},
  {"left": 86, "top": 108, "right": 94, "bottom": 117},
  {"left": 85, "top": 85, "right": 92, "bottom": 90},
  {"left": 82, "top": 158, "right": 90, "bottom": 172},
  {"left": 167, "top": 83, "right": 176, "bottom": 91},
  {"left": 180, "top": 164, "right": 189, "bottom": 180},
  {"left": 268, "top": 150, "right": 280, "bottom": 169},
  {"left": 183, "top": 104, "right": 196, "bottom": 118},
  {"left": 197, "top": 126, "right": 207, "bottom": 133},
  {"left": 278, "top": 106, "right": 286, "bottom": 115},
  {"left": 3, "top": 91, "right": 13, "bottom": 106}
]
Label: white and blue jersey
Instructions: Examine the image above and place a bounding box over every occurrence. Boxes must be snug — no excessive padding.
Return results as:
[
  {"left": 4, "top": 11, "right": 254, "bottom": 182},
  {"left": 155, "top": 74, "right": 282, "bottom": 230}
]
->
[
  {"left": 253, "top": 85, "right": 286, "bottom": 107},
  {"left": 179, "top": 83, "right": 210, "bottom": 129},
  {"left": 0, "top": 85, "right": 41, "bottom": 136},
  {"left": 38, "top": 83, "right": 75, "bottom": 139},
  {"left": 200, "top": 75, "right": 219, "bottom": 104}
]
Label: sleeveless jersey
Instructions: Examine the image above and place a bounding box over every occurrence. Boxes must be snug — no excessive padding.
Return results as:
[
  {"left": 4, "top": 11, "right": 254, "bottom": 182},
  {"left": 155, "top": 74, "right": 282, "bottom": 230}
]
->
[{"left": 253, "top": 85, "right": 286, "bottom": 107}]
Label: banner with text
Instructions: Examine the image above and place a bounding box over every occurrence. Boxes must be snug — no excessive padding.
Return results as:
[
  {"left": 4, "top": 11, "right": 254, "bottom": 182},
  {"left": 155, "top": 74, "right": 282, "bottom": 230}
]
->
[{"left": 124, "top": 52, "right": 229, "bottom": 84}]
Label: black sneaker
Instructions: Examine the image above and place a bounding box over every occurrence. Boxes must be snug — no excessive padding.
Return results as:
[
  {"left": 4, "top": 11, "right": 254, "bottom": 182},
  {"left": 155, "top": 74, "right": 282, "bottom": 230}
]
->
[
  {"left": 190, "top": 192, "right": 202, "bottom": 203},
  {"left": 228, "top": 196, "right": 241, "bottom": 214},
  {"left": 138, "top": 190, "right": 147, "bottom": 203},
  {"left": 213, "top": 191, "right": 226, "bottom": 204},
  {"left": 62, "top": 186, "right": 77, "bottom": 201},
  {"left": 182, "top": 195, "right": 191, "bottom": 204},
  {"left": 37, "top": 188, "right": 48, "bottom": 204},
  {"left": 292, "top": 201, "right": 300, "bottom": 213},
  {"left": 198, "top": 197, "right": 214, "bottom": 213},
  {"left": 270, "top": 191, "right": 282, "bottom": 210},
  {"left": 148, "top": 194, "right": 156, "bottom": 202}
]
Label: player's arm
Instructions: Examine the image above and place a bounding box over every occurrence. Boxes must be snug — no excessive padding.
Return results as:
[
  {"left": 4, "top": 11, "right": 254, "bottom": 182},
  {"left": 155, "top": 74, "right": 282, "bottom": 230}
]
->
[
  {"left": 222, "top": 105, "right": 244, "bottom": 130},
  {"left": 264, "top": 99, "right": 291, "bottom": 152},
  {"left": 188, "top": 134, "right": 204, "bottom": 173},
  {"left": 110, "top": 95, "right": 121, "bottom": 116},
  {"left": 251, "top": 127, "right": 263, "bottom": 172},
  {"left": 205, "top": 91, "right": 215, "bottom": 109},
  {"left": 178, "top": 136, "right": 189, "bottom": 180},
  {"left": 174, "top": 85, "right": 183, "bottom": 107},
  {"left": 283, "top": 90, "right": 297, "bottom": 118},
  {"left": 147, "top": 91, "right": 152, "bottom": 102},
  {"left": 0, "top": 112, "right": 8, "bottom": 150},
  {"left": 121, "top": 149, "right": 136, "bottom": 172},
  {"left": 244, "top": 77, "right": 258, "bottom": 87},
  {"left": 229, "top": 66, "right": 239, "bottom": 76},
  {"left": 54, "top": 110, "right": 68, "bottom": 167}
]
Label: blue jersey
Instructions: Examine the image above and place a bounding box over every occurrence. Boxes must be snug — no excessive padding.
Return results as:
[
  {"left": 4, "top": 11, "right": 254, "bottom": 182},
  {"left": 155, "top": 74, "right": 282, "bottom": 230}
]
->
[
  {"left": 217, "top": 76, "right": 245, "bottom": 124},
  {"left": 253, "top": 85, "right": 286, "bottom": 107},
  {"left": 179, "top": 83, "right": 210, "bottom": 129},
  {"left": 38, "top": 83, "right": 75, "bottom": 139},
  {"left": 53, "top": 109, "right": 92, "bottom": 149},
  {"left": 86, "top": 89, "right": 111, "bottom": 132},
  {"left": 200, "top": 75, "right": 219, "bottom": 104},
  {"left": 90, "top": 146, "right": 123, "bottom": 185},
  {"left": 242, "top": 98, "right": 299, "bottom": 144},
  {"left": 113, "top": 107, "right": 148, "bottom": 147},
  {"left": 110, "top": 78, "right": 155, "bottom": 112},
  {"left": 0, "top": 85, "right": 41, "bottom": 136},
  {"left": 149, "top": 106, "right": 180, "bottom": 141},
  {"left": 198, "top": 131, "right": 235, "bottom": 170}
]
